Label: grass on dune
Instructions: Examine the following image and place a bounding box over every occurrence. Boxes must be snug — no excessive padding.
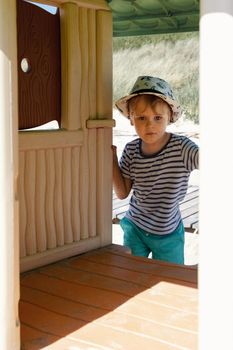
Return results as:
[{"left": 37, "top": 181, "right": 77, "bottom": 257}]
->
[{"left": 113, "top": 32, "right": 199, "bottom": 123}]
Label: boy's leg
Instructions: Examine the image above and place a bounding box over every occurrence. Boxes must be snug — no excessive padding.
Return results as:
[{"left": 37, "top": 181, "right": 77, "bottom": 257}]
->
[
  {"left": 151, "top": 221, "right": 185, "bottom": 264},
  {"left": 120, "top": 217, "right": 150, "bottom": 257}
]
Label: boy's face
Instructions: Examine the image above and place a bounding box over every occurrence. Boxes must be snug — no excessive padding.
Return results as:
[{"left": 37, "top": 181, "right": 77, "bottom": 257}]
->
[{"left": 129, "top": 95, "right": 171, "bottom": 146}]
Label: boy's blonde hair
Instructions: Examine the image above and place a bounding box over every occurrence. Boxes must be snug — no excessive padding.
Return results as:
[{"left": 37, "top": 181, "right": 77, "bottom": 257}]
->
[{"left": 128, "top": 95, "right": 172, "bottom": 121}]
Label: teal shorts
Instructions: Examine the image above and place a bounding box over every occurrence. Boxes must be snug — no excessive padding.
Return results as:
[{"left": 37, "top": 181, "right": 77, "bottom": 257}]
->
[{"left": 120, "top": 217, "right": 184, "bottom": 264}]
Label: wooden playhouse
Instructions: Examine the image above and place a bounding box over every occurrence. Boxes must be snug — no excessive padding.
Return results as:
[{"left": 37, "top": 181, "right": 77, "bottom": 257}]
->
[{"left": 1, "top": 0, "right": 233, "bottom": 349}]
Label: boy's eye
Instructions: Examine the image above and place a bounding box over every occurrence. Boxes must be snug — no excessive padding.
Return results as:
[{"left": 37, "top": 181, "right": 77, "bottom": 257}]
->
[
  {"left": 154, "top": 116, "right": 162, "bottom": 121},
  {"left": 138, "top": 116, "right": 145, "bottom": 121}
]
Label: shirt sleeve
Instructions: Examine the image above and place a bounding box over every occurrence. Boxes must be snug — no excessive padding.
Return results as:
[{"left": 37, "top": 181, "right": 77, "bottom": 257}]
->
[
  {"left": 181, "top": 137, "right": 199, "bottom": 171},
  {"left": 119, "top": 144, "right": 132, "bottom": 179}
]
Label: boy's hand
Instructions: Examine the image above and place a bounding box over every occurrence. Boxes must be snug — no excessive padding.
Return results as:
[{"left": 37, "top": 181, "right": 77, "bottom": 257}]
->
[
  {"left": 111, "top": 145, "right": 118, "bottom": 161},
  {"left": 112, "top": 145, "right": 132, "bottom": 199}
]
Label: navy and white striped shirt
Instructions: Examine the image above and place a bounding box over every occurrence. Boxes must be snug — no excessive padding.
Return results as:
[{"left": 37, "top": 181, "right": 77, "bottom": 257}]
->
[{"left": 119, "top": 133, "right": 199, "bottom": 235}]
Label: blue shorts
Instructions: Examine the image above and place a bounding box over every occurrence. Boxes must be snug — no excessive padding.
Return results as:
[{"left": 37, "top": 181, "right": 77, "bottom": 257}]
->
[{"left": 120, "top": 217, "right": 184, "bottom": 264}]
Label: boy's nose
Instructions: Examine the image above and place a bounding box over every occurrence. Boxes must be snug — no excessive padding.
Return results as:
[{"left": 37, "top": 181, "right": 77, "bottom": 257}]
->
[{"left": 146, "top": 118, "right": 154, "bottom": 126}]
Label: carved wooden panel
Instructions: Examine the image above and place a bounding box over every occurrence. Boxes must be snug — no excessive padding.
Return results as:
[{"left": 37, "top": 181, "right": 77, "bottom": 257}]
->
[
  {"left": 18, "top": 4, "right": 113, "bottom": 272},
  {"left": 19, "top": 143, "right": 84, "bottom": 257},
  {"left": 17, "top": 0, "right": 61, "bottom": 129}
]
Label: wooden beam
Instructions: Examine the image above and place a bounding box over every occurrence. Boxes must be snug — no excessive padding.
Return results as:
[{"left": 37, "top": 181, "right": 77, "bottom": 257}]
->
[
  {"left": 86, "top": 119, "right": 115, "bottom": 128},
  {"left": 0, "top": 0, "right": 20, "bottom": 349},
  {"left": 31, "top": 0, "right": 110, "bottom": 11},
  {"left": 19, "top": 130, "right": 84, "bottom": 150}
]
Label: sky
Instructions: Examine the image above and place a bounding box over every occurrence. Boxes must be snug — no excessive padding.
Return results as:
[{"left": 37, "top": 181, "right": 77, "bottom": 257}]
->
[{"left": 27, "top": 1, "right": 57, "bottom": 14}]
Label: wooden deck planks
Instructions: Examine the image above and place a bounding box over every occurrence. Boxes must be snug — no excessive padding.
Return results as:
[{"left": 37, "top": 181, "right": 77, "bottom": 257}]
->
[
  {"left": 78, "top": 249, "right": 197, "bottom": 284},
  {"left": 21, "top": 324, "right": 60, "bottom": 350},
  {"left": 20, "top": 244, "right": 198, "bottom": 350}
]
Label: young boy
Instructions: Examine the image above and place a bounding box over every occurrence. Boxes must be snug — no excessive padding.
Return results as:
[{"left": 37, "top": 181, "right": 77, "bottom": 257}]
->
[{"left": 112, "top": 76, "right": 199, "bottom": 264}]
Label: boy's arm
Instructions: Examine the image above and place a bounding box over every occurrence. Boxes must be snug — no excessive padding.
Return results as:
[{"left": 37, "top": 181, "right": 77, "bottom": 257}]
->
[
  {"left": 112, "top": 146, "right": 132, "bottom": 199},
  {"left": 181, "top": 138, "right": 199, "bottom": 171}
]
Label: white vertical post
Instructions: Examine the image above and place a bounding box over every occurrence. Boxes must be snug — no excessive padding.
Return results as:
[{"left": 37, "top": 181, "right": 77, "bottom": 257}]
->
[
  {"left": 200, "top": 0, "right": 233, "bottom": 349},
  {"left": 0, "top": 0, "right": 20, "bottom": 349}
]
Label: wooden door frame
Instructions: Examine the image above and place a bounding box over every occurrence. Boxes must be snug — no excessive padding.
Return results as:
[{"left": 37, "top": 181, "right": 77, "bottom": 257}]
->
[{"left": 0, "top": 0, "right": 20, "bottom": 349}]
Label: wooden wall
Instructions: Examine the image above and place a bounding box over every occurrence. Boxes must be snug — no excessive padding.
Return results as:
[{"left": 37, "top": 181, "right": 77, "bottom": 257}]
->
[{"left": 19, "top": 0, "right": 114, "bottom": 272}]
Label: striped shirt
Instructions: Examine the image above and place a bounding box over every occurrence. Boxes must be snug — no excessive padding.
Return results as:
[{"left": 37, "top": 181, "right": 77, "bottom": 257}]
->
[{"left": 119, "top": 133, "right": 199, "bottom": 235}]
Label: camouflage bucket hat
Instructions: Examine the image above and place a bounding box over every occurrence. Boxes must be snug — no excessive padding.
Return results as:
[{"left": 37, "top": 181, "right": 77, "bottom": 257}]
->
[{"left": 115, "top": 76, "right": 182, "bottom": 123}]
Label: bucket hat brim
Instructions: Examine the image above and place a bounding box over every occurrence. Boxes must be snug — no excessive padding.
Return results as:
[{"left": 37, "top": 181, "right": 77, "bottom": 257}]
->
[{"left": 115, "top": 76, "right": 182, "bottom": 123}]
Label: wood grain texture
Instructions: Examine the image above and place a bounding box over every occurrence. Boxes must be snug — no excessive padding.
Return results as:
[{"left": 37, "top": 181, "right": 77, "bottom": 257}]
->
[
  {"left": 18, "top": 2, "right": 113, "bottom": 270},
  {"left": 71, "top": 147, "right": 81, "bottom": 241},
  {"left": 95, "top": 10, "right": 113, "bottom": 245},
  {"left": 62, "top": 147, "right": 73, "bottom": 243},
  {"left": 54, "top": 0, "right": 110, "bottom": 10},
  {"left": 60, "top": 3, "right": 81, "bottom": 130},
  {"left": 88, "top": 129, "right": 97, "bottom": 237},
  {"left": 79, "top": 7, "right": 90, "bottom": 240},
  {"left": 54, "top": 148, "right": 65, "bottom": 246},
  {"left": 45, "top": 149, "right": 57, "bottom": 249},
  {"left": 25, "top": 150, "right": 37, "bottom": 255},
  {"left": 19, "top": 145, "right": 84, "bottom": 258},
  {"left": 87, "top": 8, "right": 97, "bottom": 238},
  {"left": 35, "top": 150, "right": 47, "bottom": 252},
  {"left": 17, "top": 0, "right": 61, "bottom": 129},
  {"left": 19, "top": 151, "right": 26, "bottom": 257},
  {"left": 96, "top": 128, "right": 113, "bottom": 245},
  {"left": 20, "top": 245, "right": 198, "bottom": 350}
]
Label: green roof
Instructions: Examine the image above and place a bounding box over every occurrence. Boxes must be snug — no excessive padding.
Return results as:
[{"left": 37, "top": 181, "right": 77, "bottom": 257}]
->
[{"left": 107, "top": 0, "right": 199, "bottom": 37}]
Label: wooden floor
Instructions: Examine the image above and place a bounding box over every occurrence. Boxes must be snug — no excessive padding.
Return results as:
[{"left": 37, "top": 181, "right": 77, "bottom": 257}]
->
[{"left": 20, "top": 244, "right": 198, "bottom": 350}]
